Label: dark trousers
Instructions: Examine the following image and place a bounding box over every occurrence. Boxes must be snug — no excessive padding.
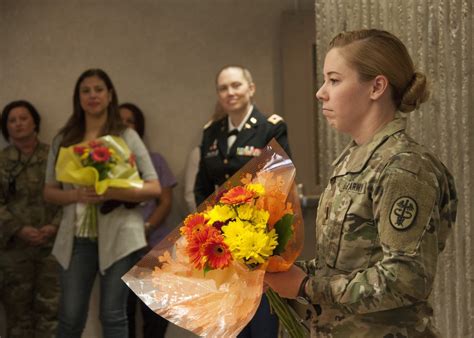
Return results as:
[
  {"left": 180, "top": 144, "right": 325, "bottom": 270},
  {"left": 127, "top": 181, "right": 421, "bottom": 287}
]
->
[
  {"left": 127, "top": 291, "right": 169, "bottom": 338},
  {"left": 238, "top": 294, "right": 279, "bottom": 338}
]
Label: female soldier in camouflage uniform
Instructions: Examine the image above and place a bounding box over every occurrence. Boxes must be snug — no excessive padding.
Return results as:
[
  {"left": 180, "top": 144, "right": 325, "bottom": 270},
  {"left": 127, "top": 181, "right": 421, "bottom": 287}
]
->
[
  {"left": 264, "top": 29, "right": 457, "bottom": 337},
  {"left": 0, "top": 100, "right": 61, "bottom": 338}
]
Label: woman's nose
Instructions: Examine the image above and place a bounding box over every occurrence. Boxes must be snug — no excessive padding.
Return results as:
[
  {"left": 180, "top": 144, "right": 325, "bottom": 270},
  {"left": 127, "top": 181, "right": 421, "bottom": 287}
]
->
[{"left": 315, "top": 84, "right": 326, "bottom": 101}]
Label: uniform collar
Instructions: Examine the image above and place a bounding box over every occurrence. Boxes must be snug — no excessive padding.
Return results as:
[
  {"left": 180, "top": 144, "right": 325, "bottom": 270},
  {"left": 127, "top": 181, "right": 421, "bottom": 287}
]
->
[
  {"left": 228, "top": 104, "right": 254, "bottom": 132},
  {"left": 4, "top": 141, "right": 45, "bottom": 164},
  {"left": 331, "top": 117, "right": 406, "bottom": 175}
]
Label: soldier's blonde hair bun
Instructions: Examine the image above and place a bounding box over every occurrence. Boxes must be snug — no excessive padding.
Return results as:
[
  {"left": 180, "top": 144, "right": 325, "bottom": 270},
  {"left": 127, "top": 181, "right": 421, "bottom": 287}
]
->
[{"left": 399, "top": 72, "right": 430, "bottom": 113}]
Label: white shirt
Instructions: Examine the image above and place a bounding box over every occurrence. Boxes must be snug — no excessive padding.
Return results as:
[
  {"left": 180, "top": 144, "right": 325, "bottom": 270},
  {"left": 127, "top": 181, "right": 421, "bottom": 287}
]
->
[{"left": 227, "top": 105, "right": 253, "bottom": 151}]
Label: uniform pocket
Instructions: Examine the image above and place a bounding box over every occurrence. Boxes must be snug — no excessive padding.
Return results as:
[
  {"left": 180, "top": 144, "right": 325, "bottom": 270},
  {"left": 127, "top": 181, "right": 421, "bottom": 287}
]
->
[{"left": 324, "top": 194, "right": 352, "bottom": 268}]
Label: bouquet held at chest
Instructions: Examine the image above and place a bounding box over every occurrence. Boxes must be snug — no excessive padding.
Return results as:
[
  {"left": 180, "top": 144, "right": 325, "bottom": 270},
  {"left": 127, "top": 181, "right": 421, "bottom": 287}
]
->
[
  {"left": 55, "top": 135, "right": 142, "bottom": 237},
  {"left": 123, "top": 139, "right": 307, "bottom": 337}
]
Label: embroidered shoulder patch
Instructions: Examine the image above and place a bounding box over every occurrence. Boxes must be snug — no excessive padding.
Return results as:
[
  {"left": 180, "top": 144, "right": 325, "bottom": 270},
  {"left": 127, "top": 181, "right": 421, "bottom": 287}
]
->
[
  {"left": 389, "top": 196, "right": 418, "bottom": 230},
  {"left": 379, "top": 171, "right": 436, "bottom": 253},
  {"left": 267, "top": 114, "right": 283, "bottom": 125}
]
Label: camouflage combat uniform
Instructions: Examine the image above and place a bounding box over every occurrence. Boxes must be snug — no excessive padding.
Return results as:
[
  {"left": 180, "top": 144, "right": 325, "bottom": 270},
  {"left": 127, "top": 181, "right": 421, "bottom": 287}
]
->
[
  {"left": 0, "top": 142, "right": 61, "bottom": 338},
  {"left": 299, "top": 118, "right": 457, "bottom": 337}
]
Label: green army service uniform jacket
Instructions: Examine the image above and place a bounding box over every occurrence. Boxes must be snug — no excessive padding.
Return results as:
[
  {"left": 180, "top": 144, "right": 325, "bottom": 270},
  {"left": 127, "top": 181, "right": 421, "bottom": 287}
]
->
[
  {"left": 299, "top": 118, "right": 457, "bottom": 337},
  {"left": 0, "top": 142, "right": 60, "bottom": 249}
]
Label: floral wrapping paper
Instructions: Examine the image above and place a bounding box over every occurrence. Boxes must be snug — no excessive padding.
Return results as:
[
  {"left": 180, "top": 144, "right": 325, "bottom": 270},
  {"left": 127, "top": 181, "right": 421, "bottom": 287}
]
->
[{"left": 122, "top": 139, "right": 304, "bottom": 337}]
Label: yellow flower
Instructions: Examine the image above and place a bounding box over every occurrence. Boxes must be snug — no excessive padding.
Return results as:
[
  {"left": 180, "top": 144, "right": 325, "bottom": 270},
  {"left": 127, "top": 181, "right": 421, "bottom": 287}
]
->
[
  {"left": 246, "top": 183, "right": 265, "bottom": 196},
  {"left": 80, "top": 149, "right": 90, "bottom": 161},
  {"left": 236, "top": 203, "right": 254, "bottom": 220},
  {"left": 206, "top": 205, "right": 236, "bottom": 224},
  {"left": 222, "top": 219, "right": 246, "bottom": 251},
  {"left": 251, "top": 209, "right": 270, "bottom": 228},
  {"left": 236, "top": 229, "right": 278, "bottom": 265}
]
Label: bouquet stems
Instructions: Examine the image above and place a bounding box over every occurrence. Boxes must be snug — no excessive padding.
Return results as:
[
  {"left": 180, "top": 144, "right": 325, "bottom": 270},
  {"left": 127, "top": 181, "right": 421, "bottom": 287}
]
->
[
  {"left": 266, "top": 288, "right": 309, "bottom": 338},
  {"left": 77, "top": 204, "right": 98, "bottom": 238}
]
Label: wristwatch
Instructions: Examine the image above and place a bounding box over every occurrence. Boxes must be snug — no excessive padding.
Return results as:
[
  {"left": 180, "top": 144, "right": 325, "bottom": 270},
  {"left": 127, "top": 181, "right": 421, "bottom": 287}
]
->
[{"left": 296, "top": 275, "right": 311, "bottom": 305}]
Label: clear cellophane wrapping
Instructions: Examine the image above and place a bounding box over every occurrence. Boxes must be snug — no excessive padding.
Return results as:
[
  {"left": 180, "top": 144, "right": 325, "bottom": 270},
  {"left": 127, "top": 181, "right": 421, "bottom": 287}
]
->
[{"left": 122, "top": 139, "right": 304, "bottom": 337}]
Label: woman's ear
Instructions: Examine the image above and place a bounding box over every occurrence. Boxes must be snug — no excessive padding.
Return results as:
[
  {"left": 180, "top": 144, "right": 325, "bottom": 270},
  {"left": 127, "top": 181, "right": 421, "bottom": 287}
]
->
[
  {"left": 249, "top": 82, "right": 256, "bottom": 98},
  {"left": 370, "top": 75, "right": 389, "bottom": 100}
]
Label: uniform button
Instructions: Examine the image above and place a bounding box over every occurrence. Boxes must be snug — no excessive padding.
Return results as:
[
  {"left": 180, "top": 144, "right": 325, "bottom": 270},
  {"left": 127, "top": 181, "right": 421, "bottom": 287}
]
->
[
  {"left": 225, "top": 174, "right": 230, "bottom": 179},
  {"left": 223, "top": 159, "right": 228, "bottom": 164}
]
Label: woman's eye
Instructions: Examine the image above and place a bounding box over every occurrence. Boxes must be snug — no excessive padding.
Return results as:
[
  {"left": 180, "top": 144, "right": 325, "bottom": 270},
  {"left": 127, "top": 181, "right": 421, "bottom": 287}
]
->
[{"left": 329, "top": 79, "right": 339, "bottom": 84}]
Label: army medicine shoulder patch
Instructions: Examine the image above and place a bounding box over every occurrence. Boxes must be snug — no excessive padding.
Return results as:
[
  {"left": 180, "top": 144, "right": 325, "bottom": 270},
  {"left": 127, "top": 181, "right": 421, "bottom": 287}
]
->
[
  {"left": 379, "top": 171, "right": 436, "bottom": 253},
  {"left": 389, "top": 196, "right": 418, "bottom": 230}
]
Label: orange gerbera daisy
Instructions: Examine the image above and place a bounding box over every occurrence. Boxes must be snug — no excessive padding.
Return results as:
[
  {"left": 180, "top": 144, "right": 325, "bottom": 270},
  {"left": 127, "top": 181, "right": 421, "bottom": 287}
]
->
[
  {"left": 203, "top": 236, "right": 232, "bottom": 270},
  {"left": 220, "top": 186, "right": 255, "bottom": 205},
  {"left": 186, "top": 226, "right": 220, "bottom": 270},
  {"left": 180, "top": 213, "right": 208, "bottom": 238}
]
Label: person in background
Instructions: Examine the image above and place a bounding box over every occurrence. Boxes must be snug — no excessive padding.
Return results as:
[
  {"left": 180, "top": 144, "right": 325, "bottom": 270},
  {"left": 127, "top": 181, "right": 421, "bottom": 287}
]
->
[
  {"left": 0, "top": 100, "right": 61, "bottom": 337},
  {"left": 184, "top": 102, "right": 226, "bottom": 212},
  {"left": 43, "top": 69, "right": 161, "bottom": 338},
  {"left": 194, "top": 65, "right": 291, "bottom": 338},
  {"left": 119, "top": 102, "right": 177, "bottom": 338},
  {"left": 264, "top": 29, "right": 457, "bottom": 337}
]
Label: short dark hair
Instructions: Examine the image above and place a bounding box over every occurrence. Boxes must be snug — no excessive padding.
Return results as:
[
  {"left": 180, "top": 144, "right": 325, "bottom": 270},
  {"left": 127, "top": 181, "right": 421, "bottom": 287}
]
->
[
  {"left": 118, "top": 102, "right": 146, "bottom": 138},
  {"left": 1, "top": 100, "right": 41, "bottom": 141}
]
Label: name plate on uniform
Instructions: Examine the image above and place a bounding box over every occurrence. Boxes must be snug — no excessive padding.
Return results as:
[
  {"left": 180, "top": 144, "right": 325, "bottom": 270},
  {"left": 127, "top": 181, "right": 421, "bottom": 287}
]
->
[{"left": 341, "top": 181, "right": 366, "bottom": 194}]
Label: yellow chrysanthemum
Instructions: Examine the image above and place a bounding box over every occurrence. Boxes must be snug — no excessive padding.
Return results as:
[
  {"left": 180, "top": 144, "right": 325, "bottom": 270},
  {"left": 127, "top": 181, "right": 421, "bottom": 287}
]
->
[
  {"left": 251, "top": 209, "right": 270, "bottom": 227},
  {"left": 206, "top": 205, "right": 236, "bottom": 223},
  {"left": 222, "top": 219, "right": 246, "bottom": 250},
  {"left": 246, "top": 183, "right": 265, "bottom": 196},
  {"left": 236, "top": 203, "right": 254, "bottom": 221},
  {"left": 236, "top": 229, "right": 278, "bottom": 265}
]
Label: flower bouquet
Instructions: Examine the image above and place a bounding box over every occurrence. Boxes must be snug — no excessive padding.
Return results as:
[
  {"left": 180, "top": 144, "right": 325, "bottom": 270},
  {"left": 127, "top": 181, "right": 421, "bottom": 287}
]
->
[
  {"left": 123, "top": 139, "right": 307, "bottom": 337},
  {"left": 55, "top": 135, "right": 143, "bottom": 237}
]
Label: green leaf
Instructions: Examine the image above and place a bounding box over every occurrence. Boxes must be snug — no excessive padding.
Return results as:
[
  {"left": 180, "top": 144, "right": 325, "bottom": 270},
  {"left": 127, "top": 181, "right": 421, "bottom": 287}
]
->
[
  {"left": 273, "top": 213, "right": 294, "bottom": 255},
  {"left": 203, "top": 264, "right": 212, "bottom": 276}
]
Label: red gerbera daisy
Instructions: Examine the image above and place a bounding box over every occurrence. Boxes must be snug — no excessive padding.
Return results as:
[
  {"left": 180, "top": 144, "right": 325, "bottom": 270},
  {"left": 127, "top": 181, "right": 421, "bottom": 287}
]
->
[
  {"left": 180, "top": 213, "right": 208, "bottom": 238},
  {"left": 203, "top": 236, "right": 232, "bottom": 270},
  {"left": 220, "top": 186, "right": 255, "bottom": 205},
  {"left": 73, "top": 145, "right": 87, "bottom": 155},
  {"left": 88, "top": 140, "right": 103, "bottom": 148},
  {"left": 91, "top": 146, "right": 111, "bottom": 163},
  {"left": 186, "top": 226, "right": 220, "bottom": 270}
]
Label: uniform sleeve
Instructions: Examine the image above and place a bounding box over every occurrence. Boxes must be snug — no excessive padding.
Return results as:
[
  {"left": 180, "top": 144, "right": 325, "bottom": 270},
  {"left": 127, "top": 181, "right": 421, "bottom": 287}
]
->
[
  {"left": 123, "top": 129, "right": 157, "bottom": 181},
  {"left": 270, "top": 121, "right": 291, "bottom": 158},
  {"left": 194, "top": 137, "right": 214, "bottom": 207},
  {"left": 0, "top": 174, "right": 22, "bottom": 248},
  {"left": 305, "top": 153, "right": 456, "bottom": 314}
]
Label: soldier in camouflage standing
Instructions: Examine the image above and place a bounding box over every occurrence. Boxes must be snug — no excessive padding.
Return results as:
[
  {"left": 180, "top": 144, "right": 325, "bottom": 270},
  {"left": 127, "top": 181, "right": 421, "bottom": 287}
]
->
[
  {"left": 264, "top": 29, "right": 457, "bottom": 337},
  {"left": 0, "top": 100, "right": 61, "bottom": 338}
]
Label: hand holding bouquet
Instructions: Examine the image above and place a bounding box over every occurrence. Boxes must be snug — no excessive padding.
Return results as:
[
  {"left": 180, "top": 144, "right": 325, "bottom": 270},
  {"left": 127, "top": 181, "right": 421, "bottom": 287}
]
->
[
  {"left": 55, "top": 135, "right": 142, "bottom": 237},
  {"left": 123, "top": 139, "right": 307, "bottom": 337}
]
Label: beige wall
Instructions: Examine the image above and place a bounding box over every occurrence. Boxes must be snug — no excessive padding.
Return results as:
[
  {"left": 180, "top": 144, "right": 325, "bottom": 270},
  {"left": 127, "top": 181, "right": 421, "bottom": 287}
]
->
[{"left": 0, "top": 0, "right": 303, "bottom": 221}]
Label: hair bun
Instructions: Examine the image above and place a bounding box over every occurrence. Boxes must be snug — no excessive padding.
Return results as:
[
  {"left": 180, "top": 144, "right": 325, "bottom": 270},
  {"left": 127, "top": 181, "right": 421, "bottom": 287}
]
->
[{"left": 399, "top": 72, "right": 430, "bottom": 113}]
